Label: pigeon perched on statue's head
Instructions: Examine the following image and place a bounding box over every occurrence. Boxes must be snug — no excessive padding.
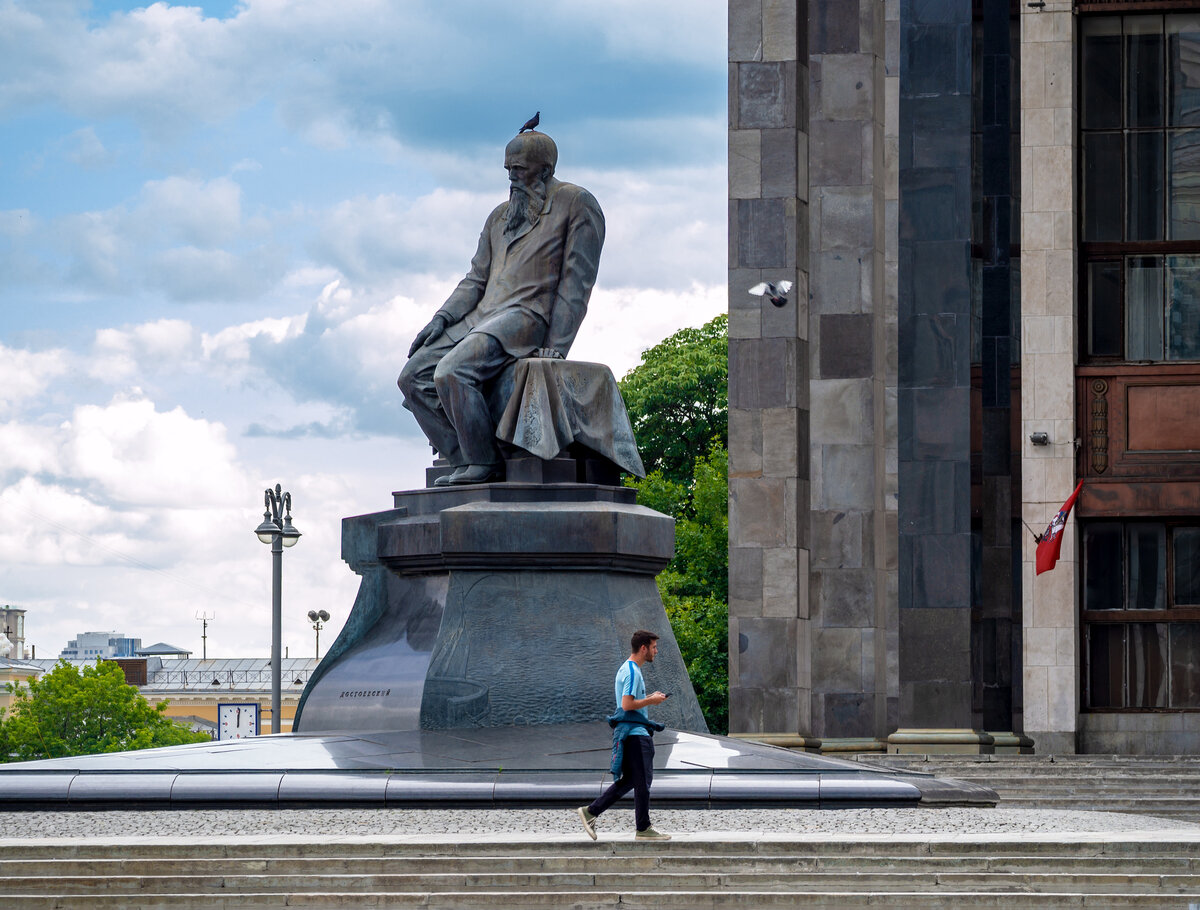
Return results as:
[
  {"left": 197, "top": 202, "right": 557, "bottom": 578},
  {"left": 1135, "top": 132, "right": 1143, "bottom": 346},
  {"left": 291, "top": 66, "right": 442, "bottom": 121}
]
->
[
  {"left": 748, "top": 280, "right": 793, "bottom": 307},
  {"left": 519, "top": 111, "right": 540, "bottom": 133}
]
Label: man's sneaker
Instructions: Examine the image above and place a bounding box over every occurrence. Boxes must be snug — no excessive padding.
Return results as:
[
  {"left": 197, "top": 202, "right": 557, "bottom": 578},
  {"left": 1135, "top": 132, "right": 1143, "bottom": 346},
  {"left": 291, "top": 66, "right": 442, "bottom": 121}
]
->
[
  {"left": 576, "top": 806, "right": 597, "bottom": 840},
  {"left": 635, "top": 827, "right": 671, "bottom": 841}
]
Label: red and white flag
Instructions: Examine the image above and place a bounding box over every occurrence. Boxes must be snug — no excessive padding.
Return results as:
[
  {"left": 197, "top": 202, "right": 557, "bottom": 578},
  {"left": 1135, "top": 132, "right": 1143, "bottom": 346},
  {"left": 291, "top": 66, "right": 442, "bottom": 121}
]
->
[{"left": 1035, "top": 480, "right": 1084, "bottom": 576}]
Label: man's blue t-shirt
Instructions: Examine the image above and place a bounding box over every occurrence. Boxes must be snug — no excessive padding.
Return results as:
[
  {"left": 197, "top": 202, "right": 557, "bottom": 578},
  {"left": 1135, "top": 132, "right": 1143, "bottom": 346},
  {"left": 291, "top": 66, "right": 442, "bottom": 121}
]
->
[{"left": 615, "top": 659, "right": 649, "bottom": 736}]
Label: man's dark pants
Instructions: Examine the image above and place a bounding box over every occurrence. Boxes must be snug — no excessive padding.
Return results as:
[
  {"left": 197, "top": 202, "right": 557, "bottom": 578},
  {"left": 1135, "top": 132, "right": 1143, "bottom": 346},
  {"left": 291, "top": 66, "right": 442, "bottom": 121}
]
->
[{"left": 588, "top": 735, "right": 654, "bottom": 832}]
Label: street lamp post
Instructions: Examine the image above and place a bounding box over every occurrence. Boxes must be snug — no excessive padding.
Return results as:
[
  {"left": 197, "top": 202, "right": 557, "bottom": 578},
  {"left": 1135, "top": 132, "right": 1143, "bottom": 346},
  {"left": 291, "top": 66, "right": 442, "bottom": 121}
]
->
[
  {"left": 307, "top": 610, "right": 330, "bottom": 659},
  {"left": 254, "top": 484, "right": 301, "bottom": 734}
]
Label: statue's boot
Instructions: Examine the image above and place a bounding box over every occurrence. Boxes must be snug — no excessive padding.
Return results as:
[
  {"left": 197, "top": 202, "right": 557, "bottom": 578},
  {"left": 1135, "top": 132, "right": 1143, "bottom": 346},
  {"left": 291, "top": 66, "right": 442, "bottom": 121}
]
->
[{"left": 447, "top": 463, "right": 503, "bottom": 485}]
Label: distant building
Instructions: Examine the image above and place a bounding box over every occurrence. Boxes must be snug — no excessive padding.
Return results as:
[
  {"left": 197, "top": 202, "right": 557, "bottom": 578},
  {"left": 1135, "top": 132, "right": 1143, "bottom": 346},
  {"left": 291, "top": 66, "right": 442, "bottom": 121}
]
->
[
  {"left": 60, "top": 631, "right": 143, "bottom": 660},
  {"left": 0, "top": 606, "right": 28, "bottom": 659}
]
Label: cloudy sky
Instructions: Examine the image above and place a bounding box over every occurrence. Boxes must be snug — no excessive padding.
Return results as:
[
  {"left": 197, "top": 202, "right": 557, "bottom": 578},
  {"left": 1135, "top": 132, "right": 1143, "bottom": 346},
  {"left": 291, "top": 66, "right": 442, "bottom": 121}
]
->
[{"left": 0, "top": 0, "right": 727, "bottom": 662}]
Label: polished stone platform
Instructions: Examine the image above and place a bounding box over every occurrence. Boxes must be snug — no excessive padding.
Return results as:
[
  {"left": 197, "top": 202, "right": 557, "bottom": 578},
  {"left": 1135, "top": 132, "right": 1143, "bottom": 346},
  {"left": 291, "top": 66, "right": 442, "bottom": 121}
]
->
[{"left": 0, "top": 722, "right": 996, "bottom": 810}]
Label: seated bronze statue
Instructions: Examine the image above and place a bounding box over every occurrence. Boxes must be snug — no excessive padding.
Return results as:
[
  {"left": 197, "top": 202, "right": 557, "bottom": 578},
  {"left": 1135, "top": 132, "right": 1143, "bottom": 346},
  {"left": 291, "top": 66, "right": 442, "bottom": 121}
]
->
[{"left": 398, "top": 128, "right": 605, "bottom": 485}]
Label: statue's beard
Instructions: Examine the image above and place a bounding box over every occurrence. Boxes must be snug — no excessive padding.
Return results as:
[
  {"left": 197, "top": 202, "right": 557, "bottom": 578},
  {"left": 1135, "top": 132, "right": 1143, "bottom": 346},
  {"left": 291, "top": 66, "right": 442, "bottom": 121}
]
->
[{"left": 505, "top": 180, "right": 547, "bottom": 234}]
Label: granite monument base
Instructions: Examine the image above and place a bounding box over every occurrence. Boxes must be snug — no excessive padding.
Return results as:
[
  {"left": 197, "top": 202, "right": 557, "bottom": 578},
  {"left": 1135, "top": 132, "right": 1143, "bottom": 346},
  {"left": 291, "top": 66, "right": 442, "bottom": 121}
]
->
[{"left": 293, "top": 481, "right": 707, "bottom": 734}]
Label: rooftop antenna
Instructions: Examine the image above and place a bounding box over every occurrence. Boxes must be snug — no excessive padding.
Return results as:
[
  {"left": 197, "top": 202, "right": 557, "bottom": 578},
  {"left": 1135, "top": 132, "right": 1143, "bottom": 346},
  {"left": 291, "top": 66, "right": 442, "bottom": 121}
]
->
[{"left": 196, "top": 611, "right": 215, "bottom": 660}]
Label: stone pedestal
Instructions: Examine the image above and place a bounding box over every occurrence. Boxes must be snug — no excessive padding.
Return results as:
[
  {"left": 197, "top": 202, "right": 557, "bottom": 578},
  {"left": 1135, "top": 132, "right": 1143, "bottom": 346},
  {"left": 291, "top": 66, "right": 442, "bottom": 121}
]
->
[
  {"left": 294, "top": 482, "right": 708, "bottom": 734},
  {"left": 887, "top": 728, "right": 996, "bottom": 755}
]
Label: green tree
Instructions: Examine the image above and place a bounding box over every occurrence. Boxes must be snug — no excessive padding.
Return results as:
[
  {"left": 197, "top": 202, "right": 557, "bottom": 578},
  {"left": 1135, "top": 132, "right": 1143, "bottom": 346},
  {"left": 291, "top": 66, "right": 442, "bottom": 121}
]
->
[
  {"left": 620, "top": 314, "right": 729, "bottom": 733},
  {"left": 0, "top": 660, "right": 209, "bottom": 762},
  {"left": 619, "top": 313, "right": 727, "bottom": 486}
]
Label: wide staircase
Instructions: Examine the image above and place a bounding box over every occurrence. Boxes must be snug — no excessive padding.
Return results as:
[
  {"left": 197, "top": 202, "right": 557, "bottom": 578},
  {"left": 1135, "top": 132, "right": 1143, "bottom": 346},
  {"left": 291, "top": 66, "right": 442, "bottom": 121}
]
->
[
  {"left": 855, "top": 754, "right": 1200, "bottom": 822},
  {"left": 4, "top": 838, "right": 1200, "bottom": 908}
]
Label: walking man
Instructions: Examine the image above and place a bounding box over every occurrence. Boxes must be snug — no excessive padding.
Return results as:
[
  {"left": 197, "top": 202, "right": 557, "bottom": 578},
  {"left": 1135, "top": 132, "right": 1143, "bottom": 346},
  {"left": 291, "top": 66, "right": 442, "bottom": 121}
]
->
[{"left": 577, "top": 630, "right": 670, "bottom": 841}]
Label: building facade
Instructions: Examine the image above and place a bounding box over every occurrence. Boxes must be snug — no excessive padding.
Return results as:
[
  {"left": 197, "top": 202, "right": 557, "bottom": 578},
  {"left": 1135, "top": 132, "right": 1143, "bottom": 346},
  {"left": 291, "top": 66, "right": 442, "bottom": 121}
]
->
[
  {"left": 59, "top": 631, "right": 143, "bottom": 660},
  {"left": 728, "top": 0, "right": 1200, "bottom": 754}
]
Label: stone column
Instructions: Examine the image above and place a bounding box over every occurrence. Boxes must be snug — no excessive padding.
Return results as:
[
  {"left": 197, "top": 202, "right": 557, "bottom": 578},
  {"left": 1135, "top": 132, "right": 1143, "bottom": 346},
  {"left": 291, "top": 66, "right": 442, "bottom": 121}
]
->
[
  {"left": 1019, "top": 0, "right": 1078, "bottom": 756},
  {"left": 892, "top": 0, "right": 990, "bottom": 751},
  {"left": 806, "top": 0, "right": 896, "bottom": 746},
  {"left": 728, "top": 0, "right": 813, "bottom": 738}
]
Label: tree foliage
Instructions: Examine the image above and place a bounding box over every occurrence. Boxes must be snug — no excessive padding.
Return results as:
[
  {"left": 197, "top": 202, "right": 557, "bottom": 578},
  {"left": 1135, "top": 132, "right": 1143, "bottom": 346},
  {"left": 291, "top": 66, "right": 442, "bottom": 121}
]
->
[
  {"left": 619, "top": 314, "right": 727, "bottom": 487},
  {"left": 621, "top": 314, "right": 729, "bottom": 733},
  {"left": 0, "top": 660, "right": 209, "bottom": 762}
]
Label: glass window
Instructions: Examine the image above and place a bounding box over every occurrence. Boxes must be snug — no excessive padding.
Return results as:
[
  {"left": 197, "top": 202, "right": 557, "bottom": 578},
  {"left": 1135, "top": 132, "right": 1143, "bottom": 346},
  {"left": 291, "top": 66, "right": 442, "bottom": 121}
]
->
[
  {"left": 1128, "top": 622, "right": 1169, "bottom": 707},
  {"left": 1170, "top": 622, "right": 1200, "bottom": 704},
  {"left": 1085, "top": 523, "right": 1125, "bottom": 610},
  {"left": 1169, "top": 129, "right": 1200, "bottom": 239},
  {"left": 1084, "top": 522, "right": 1200, "bottom": 708},
  {"left": 1081, "top": 14, "right": 1200, "bottom": 362},
  {"left": 1084, "top": 18, "right": 1124, "bottom": 130},
  {"left": 1175, "top": 527, "right": 1200, "bottom": 605},
  {"left": 1089, "top": 624, "right": 1126, "bottom": 707},
  {"left": 1128, "top": 523, "right": 1167, "bottom": 610},
  {"left": 1127, "top": 256, "right": 1164, "bottom": 359},
  {"left": 1167, "top": 255, "right": 1200, "bottom": 359},
  {"left": 1168, "top": 15, "right": 1200, "bottom": 127},
  {"left": 1088, "top": 260, "right": 1123, "bottom": 357},
  {"left": 1084, "top": 133, "right": 1124, "bottom": 242},
  {"left": 1128, "top": 132, "right": 1166, "bottom": 240},
  {"left": 1128, "top": 17, "right": 1166, "bottom": 128}
]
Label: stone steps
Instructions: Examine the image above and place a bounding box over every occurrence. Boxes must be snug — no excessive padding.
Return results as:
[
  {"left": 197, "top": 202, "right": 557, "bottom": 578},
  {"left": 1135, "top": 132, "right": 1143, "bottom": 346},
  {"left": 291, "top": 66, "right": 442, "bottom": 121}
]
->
[
  {"left": 5, "top": 840, "right": 1198, "bottom": 908},
  {"left": 856, "top": 755, "right": 1200, "bottom": 821}
]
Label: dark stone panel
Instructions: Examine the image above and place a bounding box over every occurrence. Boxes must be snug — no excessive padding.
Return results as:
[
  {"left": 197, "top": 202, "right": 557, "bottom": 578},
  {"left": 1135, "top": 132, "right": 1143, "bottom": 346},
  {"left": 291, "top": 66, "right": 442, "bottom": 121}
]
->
[
  {"left": 738, "top": 198, "right": 790, "bottom": 269},
  {"left": 810, "top": 0, "right": 859, "bottom": 54},
  {"left": 816, "top": 568, "right": 876, "bottom": 627},
  {"left": 900, "top": 172, "right": 967, "bottom": 243},
  {"left": 738, "top": 62, "right": 797, "bottom": 130},
  {"left": 897, "top": 386, "right": 970, "bottom": 462},
  {"left": 821, "top": 189, "right": 874, "bottom": 251},
  {"left": 904, "top": 26, "right": 963, "bottom": 97},
  {"left": 797, "top": 406, "right": 811, "bottom": 481},
  {"left": 761, "top": 129, "right": 798, "bottom": 198},
  {"left": 981, "top": 548, "right": 1015, "bottom": 619},
  {"left": 898, "top": 532, "right": 914, "bottom": 611},
  {"left": 760, "top": 336, "right": 799, "bottom": 408},
  {"left": 897, "top": 460, "right": 967, "bottom": 536},
  {"left": 911, "top": 96, "right": 972, "bottom": 170},
  {"left": 730, "top": 546, "right": 765, "bottom": 604},
  {"left": 824, "top": 693, "right": 875, "bottom": 738},
  {"left": 809, "top": 121, "right": 863, "bottom": 188},
  {"left": 981, "top": 266, "right": 1011, "bottom": 336},
  {"left": 820, "top": 314, "right": 874, "bottom": 378},
  {"left": 901, "top": 679, "right": 974, "bottom": 728},
  {"left": 981, "top": 406, "right": 1011, "bottom": 474},
  {"left": 912, "top": 0, "right": 968, "bottom": 25},
  {"left": 900, "top": 608, "right": 971, "bottom": 681},
  {"left": 736, "top": 617, "right": 798, "bottom": 689},
  {"left": 898, "top": 313, "right": 967, "bottom": 388},
  {"left": 911, "top": 533, "right": 972, "bottom": 608},
  {"left": 729, "top": 338, "right": 759, "bottom": 410},
  {"left": 728, "top": 685, "right": 764, "bottom": 734},
  {"left": 760, "top": 687, "right": 802, "bottom": 732},
  {"left": 911, "top": 242, "right": 972, "bottom": 316}
]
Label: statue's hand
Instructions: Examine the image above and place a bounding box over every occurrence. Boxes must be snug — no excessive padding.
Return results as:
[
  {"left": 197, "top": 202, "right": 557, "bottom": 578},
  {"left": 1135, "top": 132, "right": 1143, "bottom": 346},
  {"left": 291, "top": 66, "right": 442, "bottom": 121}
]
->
[
  {"left": 408, "top": 315, "right": 448, "bottom": 358},
  {"left": 535, "top": 347, "right": 564, "bottom": 360}
]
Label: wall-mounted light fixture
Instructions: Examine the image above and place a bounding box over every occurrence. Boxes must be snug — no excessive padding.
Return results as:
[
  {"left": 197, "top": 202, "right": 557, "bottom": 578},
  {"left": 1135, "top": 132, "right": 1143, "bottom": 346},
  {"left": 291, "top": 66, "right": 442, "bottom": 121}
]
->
[{"left": 1030, "top": 432, "right": 1049, "bottom": 446}]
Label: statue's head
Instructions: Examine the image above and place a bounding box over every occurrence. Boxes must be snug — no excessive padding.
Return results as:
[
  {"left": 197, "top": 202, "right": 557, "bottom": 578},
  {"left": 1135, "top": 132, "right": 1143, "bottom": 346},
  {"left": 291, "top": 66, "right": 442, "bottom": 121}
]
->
[{"left": 504, "top": 131, "right": 558, "bottom": 188}]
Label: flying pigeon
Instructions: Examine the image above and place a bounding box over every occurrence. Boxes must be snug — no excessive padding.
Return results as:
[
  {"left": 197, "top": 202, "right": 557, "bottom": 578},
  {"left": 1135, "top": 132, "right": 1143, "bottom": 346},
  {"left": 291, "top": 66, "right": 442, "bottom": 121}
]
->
[
  {"left": 519, "top": 111, "right": 540, "bottom": 133},
  {"left": 748, "top": 280, "right": 793, "bottom": 307}
]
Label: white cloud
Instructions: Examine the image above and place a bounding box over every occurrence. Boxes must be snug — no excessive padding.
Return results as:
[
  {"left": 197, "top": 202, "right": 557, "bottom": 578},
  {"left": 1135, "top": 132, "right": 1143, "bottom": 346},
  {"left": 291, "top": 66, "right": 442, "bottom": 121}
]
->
[
  {"left": 90, "top": 318, "right": 196, "bottom": 381},
  {"left": 137, "top": 175, "right": 242, "bottom": 248},
  {"left": 0, "top": 343, "right": 69, "bottom": 412},
  {"left": 65, "top": 394, "right": 247, "bottom": 506}
]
